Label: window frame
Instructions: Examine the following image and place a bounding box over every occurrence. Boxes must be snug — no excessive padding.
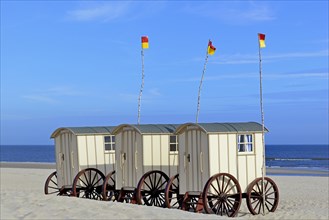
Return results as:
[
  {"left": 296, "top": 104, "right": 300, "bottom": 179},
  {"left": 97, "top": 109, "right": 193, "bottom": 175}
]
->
[
  {"left": 104, "top": 135, "right": 115, "bottom": 153},
  {"left": 237, "top": 134, "right": 254, "bottom": 154},
  {"left": 169, "top": 135, "right": 178, "bottom": 154}
]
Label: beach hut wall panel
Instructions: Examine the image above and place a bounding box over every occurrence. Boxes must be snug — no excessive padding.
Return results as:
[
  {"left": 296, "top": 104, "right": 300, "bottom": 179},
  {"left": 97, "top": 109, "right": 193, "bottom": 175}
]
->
[
  {"left": 176, "top": 122, "right": 267, "bottom": 194},
  {"left": 51, "top": 127, "right": 116, "bottom": 188},
  {"left": 53, "top": 132, "right": 79, "bottom": 187},
  {"left": 114, "top": 128, "right": 143, "bottom": 188},
  {"left": 114, "top": 124, "right": 180, "bottom": 190}
]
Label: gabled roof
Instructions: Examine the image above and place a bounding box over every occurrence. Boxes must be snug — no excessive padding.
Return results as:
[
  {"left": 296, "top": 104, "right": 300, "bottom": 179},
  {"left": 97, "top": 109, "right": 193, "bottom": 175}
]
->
[
  {"left": 112, "top": 124, "right": 181, "bottom": 135},
  {"left": 176, "top": 122, "right": 268, "bottom": 134},
  {"left": 51, "top": 126, "right": 116, "bottom": 138},
  {"left": 51, "top": 122, "right": 268, "bottom": 138}
]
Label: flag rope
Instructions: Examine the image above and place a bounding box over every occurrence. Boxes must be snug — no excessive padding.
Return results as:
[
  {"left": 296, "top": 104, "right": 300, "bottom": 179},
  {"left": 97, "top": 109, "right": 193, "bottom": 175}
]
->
[
  {"left": 137, "top": 49, "right": 145, "bottom": 125},
  {"left": 258, "top": 34, "right": 266, "bottom": 216},
  {"left": 196, "top": 44, "right": 210, "bottom": 123}
]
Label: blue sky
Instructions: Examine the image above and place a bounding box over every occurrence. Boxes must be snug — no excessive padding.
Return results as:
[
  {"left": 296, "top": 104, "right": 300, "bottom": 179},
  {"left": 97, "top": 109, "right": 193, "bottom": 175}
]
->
[{"left": 1, "top": 1, "right": 328, "bottom": 145}]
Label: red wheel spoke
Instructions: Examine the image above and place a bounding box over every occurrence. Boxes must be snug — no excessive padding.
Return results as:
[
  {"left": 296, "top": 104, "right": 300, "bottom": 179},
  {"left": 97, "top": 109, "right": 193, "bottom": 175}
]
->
[
  {"left": 82, "top": 172, "right": 89, "bottom": 185},
  {"left": 210, "top": 182, "right": 220, "bottom": 195},
  {"left": 265, "top": 199, "right": 274, "bottom": 207},
  {"left": 216, "top": 177, "right": 222, "bottom": 193},
  {"left": 265, "top": 184, "right": 273, "bottom": 195},
  {"left": 152, "top": 173, "right": 157, "bottom": 189},
  {"left": 88, "top": 170, "right": 92, "bottom": 185},
  {"left": 90, "top": 172, "right": 98, "bottom": 185},
  {"left": 225, "top": 184, "right": 238, "bottom": 194},
  {"left": 224, "top": 201, "right": 231, "bottom": 215},
  {"left": 48, "top": 186, "right": 58, "bottom": 190},
  {"left": 266, "top": 191, "right": 276, "bottom": 197},
  {"left": 92, "top": 176, "right": 102, "bottom": 187},
  {"left": 251, "top": 198, "right": 260, "bottom": 205},
  {"left": 148, "top": 175, "right": 154, "bottom": 189},
  {"left": 222, "top": 178, "right": 232, "bottom": 194},
  {"left": 50, "top": 179, "right": 57, "bottom": 186},
  {"left": 154, "top": 174, "right": 162, "bottom": 189},
  {"left": 256, "top": 181, "right": 262, "bottom": 194},
  {"left": 265, "top": 202, "right": 271, "bottom": 212},
  {"left": 264, "top": 180, "right": 270, "bottom": 192},
  {"left": 144, "top": 180, "right": 152, "bottom": 190},
  {"left": 157, "top": 180, "right": 167, "bottom": 190},
  {"left": 221, "top": 175, "right": 226, "bottom": 192},
  {"left": 78, "top": 177, "right": 88, "bottom": 187}
]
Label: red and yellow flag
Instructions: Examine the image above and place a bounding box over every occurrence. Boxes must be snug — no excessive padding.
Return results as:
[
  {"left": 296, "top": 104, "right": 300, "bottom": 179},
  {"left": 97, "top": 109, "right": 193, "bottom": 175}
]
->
[
  {"left": 207, "top": 40, "right": 216, "bottom": 55},
  {"left": 141, "top": 36, "right": 149, "bottom": 49},
  {"left": 258, "top": 33, "right": 266, "bottom": 48}
]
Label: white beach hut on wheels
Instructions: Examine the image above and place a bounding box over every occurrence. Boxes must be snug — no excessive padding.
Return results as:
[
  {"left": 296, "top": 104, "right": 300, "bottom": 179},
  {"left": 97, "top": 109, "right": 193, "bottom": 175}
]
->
[
  {"left": 175, "top": 122, "right": 267, "bottom": 194},
  {"left": 164, "top": 122, "right": 279, "bottom": 217},
  {"left": 108, "top": 124, "right": 180, "bottom": 205},
  {"left": 45, "top": 126, "right": 116, "bottom": 198}
]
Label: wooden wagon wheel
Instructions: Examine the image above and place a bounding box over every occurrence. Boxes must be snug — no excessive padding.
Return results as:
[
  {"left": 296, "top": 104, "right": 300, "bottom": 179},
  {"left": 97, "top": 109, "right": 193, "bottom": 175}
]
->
[
  {"left": 246, "top": 177, "right": 279, "bottom": 215},
  {"left": 101, "top": 170, "right": 119, "bottom": 201},
  {"left": 136, "top": 170, "right": 169, "bottom": 207},
  {"left": 72, "top": 168, "right": 105, "bottom": 200},
  {"left": 202, "top": 173, "right": 242, "bottom": 217},
  {"left": 164, "top": 174, "right": 183, "bottom": 209},
  {"left": 44, "top": 171, "right": 60, "bottom": 195}
]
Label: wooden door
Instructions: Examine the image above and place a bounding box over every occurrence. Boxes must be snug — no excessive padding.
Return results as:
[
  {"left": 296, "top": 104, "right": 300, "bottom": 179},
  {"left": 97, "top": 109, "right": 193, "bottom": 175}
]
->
[
  {"left": 120, "top": 129, "right": 140, "bottom": 188},
  {"left": 184, "top": 129, "right": 207, "bottom": 192}
]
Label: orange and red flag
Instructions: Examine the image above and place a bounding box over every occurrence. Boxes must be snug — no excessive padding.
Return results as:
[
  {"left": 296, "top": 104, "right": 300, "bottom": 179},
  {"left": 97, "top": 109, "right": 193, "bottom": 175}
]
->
[
  {"left": 207, "top": 40, "right": 216, "bottom": 55},
  {"left": 141, "top": 36, "right": 149, "bottom": 49},
  {"left": 258, "top": 33, "right": 266, "bottom": 48}
]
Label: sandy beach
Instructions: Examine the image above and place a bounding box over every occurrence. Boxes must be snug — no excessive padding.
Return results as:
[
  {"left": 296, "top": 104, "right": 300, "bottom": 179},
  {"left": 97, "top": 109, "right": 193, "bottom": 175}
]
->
[{"left": 1, "top": 163, "right": 328, "bottom": 220}]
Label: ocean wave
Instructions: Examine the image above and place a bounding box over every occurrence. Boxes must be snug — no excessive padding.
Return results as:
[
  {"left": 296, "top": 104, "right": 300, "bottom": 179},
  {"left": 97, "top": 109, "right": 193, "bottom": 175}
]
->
[{"left": 266, "top": 157, "right": 329, "bottom": 161}]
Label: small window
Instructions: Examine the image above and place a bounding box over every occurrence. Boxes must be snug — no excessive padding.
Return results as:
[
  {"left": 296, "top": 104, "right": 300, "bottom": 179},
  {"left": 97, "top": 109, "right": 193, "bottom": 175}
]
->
[
  {"left": 238, "top": 134, "right": 253, "bottom": 152},
  {"left": 170, "top": 135, "right": 178, "bottom": 152},
  {"left": 104, "top": 135, "right": 115, "bottom": 152}
]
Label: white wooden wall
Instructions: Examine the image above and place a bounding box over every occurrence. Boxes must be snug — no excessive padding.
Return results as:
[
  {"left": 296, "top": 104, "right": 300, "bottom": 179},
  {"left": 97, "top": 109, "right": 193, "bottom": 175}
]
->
[
  {"left": 77, "top": 135, "right": 115, "bottom": 176},
  {"left": 55, "top": 132, "right": 115, "bottom": 188},
  {"left": 236, "top": 133, "right": 263, "bottom": 192},
  {"left": 115, "top": 131, "right": 179, "bottom": 190},
  {"left": 208, "top": 133, "right": 238, "bottom": 180},
  {"left": 143, "top": 135, "right": 179, "bottom": 178},
  {"left": 178, "top": 129, "right": 209, "bottom": 194},
  {"left": 115, "top": 130, "right": 143, "bottom": 189},
  {"left": 179, "top": 130, "right": 264, "bottom": 194},
  {"left": 55, "top": 132, "right": 78, "bottom": 188}
]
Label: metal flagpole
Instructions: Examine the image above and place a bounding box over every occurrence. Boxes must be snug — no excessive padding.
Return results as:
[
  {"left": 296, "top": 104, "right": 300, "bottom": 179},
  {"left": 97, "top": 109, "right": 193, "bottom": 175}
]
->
[
  {"left": 196, "top": 42, "right": 210, "bottom": 123},
  {"left": 137, "top": 48, "right": 145, "bottom": 125},
  {"left": 258, "top": 34, "right": 266, "bottom": 216}
]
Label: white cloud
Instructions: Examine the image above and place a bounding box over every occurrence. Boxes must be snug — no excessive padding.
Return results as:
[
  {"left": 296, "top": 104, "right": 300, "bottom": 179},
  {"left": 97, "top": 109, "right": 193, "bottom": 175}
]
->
[
  {"left": 265, "top": 50, "right": 328, "bottom": 59},
  {"left": 184, "top": 2, "right": 276, "bottom": 24},
  {"left": 21, "top": 86, "right": 82, "bottom": 104},
  {"left": 210, "top": 50, "right": 328, "bottom": 65},
  {"left": 22, "top": 95, "right": 58, "bottom": 104},
  {"left": 67, "top": 2, "right": 131, "bottom": 22},
  {"left": 66, "top": 2, "right": 166, "bottom": 22}
]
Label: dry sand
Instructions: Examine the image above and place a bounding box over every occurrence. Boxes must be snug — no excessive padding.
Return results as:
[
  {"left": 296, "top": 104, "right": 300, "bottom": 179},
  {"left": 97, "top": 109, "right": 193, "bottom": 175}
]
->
[{"left": 0, "top": 164, "right": 328, "bottom": 220}]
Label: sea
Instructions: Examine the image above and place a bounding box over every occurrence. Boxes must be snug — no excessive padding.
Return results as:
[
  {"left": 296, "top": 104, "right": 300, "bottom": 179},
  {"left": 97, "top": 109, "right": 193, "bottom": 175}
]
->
[{"left": 1, "top": 144, "right": 328, "bottom": 175}]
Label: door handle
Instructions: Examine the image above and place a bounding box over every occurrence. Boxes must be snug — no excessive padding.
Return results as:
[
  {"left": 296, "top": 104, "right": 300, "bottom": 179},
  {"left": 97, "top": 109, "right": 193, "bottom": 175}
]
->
[
  {"left": 200, "top": 152, "right": 203, "bottom": 173},
  {"left": 120, "top": 153, "right": 126, "bottom": 168},
  {"left": 71, "top": 152, "right": 74, "bottom": 169},
  {"left": 135, "top": 151, "right": 138, "bottom": 170}
]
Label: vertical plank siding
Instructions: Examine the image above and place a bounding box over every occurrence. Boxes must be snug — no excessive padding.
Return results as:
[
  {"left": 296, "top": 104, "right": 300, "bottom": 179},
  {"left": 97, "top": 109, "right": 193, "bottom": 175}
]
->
[
  {"left": 52, "top": 123, "right": 265, "bottom": 194},
  {"left": 115, "top": 133, "right": 123, "bottom": 189},
  {"left": 177, "top": 124, "right": 265, "bottom": 194},
  {"left": 55, "top": 131, "right": 116, "bottom": 188}
]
